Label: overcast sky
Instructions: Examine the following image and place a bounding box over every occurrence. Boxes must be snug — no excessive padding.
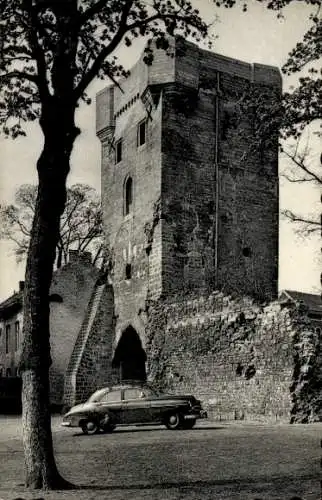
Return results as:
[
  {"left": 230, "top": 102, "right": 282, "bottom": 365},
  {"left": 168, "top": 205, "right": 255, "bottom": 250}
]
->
[{"left": 0, "top": 0, "right": 320, "bottom": 301}]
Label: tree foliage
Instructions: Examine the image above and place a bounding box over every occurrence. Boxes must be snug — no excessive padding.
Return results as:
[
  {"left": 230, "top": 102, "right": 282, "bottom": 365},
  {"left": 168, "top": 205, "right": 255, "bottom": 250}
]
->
[
  {"left": 0, "top": 0, "right": 215, "bottom": 139},
  {"left": 0, "top": 183, "right": 103, "bottom": 266}
]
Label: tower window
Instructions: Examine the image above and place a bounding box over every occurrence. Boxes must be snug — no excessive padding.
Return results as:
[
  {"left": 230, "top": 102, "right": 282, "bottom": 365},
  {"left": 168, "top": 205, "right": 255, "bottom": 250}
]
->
[
  {"left": 137, "top": 120, "right": 146, "bottom": 147},
  {"left": 125, "top": 263, "right": 132, "bottom": 280},
  {"left": 14, "top": 321, "right": 20, "bottom": 352},
  {"left": 115, "top": 139, "right": 122, "bottom": 164},
  {"left": 124, "top": 176, "right": 133, "bottom": 216},
  {"left": 5, "top": 325, "right": 10, "bottom": 354},
  {"left": 242, "top": 247, "right": 252, "bottom": 258}
]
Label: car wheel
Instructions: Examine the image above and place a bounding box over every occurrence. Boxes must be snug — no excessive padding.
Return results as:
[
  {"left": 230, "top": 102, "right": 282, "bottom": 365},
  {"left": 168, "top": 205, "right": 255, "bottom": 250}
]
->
[
  {"left": 165, "top": 412, "right": 183, "bottom": 430},
  {"left": 81, "top": 419, "right": 99, "bottom": 435},
  {"left": 182, "top": 419, "right": 196, "bottom": 430}
]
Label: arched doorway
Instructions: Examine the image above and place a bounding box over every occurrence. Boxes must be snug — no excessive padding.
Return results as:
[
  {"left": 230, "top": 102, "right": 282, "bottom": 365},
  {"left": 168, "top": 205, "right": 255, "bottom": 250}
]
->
[{"left": 112, "top": 326, "right": 146, "bottom": 382}]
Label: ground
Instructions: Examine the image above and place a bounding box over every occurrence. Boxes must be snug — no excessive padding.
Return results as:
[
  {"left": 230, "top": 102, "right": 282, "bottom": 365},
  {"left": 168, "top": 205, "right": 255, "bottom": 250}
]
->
[{"left": 0, "top": 415, "right": 320, "bottom": 499}]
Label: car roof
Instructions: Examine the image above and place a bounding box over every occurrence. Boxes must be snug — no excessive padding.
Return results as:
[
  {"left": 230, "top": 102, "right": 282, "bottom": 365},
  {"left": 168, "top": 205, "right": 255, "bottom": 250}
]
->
[{"left": 96, "top": 383, "right": 152, "bottom": 392}]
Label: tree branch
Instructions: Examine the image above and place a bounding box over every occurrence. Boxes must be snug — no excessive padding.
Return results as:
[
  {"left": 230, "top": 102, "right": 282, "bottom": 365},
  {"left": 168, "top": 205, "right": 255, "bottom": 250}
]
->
[
  {"left": 22, "top": 0, "right": 50, "bottom": 100},
  {"left": 14, "top": 218, "right": 31, "bottom": 237},
  {"left": 282, "top": 148, "right": 322, "bottom": 184},
  {"left": 0, "top": 70, "right": 39, "bottom": 85},
  {"left": 282, "top": 173, "right": 316, "bottom": 183},
  {"left": 79, "top": 0, "right": 110, "bottom": 25},
  {"left": 282, "top": 209, "right": 321, "bottom": 234},
  {"left": 75, "top": 2, "right": 206, "bottom": 99},
  {"left": 74, "top": 0, "right": 134, "bottom": 99}
]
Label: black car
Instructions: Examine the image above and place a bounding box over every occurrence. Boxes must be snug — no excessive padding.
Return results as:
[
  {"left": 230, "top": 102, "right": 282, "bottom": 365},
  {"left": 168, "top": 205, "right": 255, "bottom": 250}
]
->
[{"left": 61, "top": 384, "right": 207, "bottom": 434}]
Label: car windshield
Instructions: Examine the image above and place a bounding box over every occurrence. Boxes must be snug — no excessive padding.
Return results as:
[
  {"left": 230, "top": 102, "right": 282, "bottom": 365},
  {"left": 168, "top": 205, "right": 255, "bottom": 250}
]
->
[
  {"left": 87, "top": 388, "right": 108, "bottom": 402},
  {"left": 146, "top": 386, "right": 163, "bottom": 397}
]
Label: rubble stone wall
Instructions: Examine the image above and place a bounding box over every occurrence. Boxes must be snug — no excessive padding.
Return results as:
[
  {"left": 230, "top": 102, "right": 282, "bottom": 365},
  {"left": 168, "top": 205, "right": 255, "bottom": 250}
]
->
[{"left": 146, "top": 292, "right": 321, "bottom": 423}]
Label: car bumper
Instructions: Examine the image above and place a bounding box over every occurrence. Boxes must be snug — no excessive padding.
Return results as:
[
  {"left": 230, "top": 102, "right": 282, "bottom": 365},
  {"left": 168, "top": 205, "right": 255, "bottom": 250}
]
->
[
  {"left": 61, "top": 421, "right": 72, "bottom": 427},
  {"left": 184, "top": 410, "right": 208, "bottom": 420},
  {"left": 61, "top": 417, "right": 79, "bottom": 428}
]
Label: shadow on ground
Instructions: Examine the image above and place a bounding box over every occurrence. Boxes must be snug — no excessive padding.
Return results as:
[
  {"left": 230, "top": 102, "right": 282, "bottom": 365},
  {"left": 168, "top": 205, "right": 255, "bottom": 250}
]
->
[{"left": 71, "top": 426, "right": 224, "bottom": 436}]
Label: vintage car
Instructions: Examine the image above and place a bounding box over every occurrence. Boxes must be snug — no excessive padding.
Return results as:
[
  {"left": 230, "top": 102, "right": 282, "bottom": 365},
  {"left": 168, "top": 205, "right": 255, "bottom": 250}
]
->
[{"left": 61, "top": 384, "right": 207, "bottom": 434}]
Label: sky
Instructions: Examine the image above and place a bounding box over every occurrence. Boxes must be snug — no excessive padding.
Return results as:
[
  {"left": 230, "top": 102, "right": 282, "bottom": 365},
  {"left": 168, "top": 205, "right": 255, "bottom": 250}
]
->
[{"left": 0, "top": 0, "right": 321, "bottom": 301}]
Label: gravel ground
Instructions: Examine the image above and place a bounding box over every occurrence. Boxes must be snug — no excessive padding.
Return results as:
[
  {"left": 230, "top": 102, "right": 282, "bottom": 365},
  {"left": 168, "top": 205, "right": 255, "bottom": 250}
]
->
[{"left": 0, "top": 419, "right": 320, "bottom": 499}]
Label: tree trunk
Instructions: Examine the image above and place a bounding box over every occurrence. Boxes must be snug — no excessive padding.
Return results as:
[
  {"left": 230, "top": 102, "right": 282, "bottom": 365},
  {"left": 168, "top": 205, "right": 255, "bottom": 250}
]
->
[
  {"left": 19, "top": 105, "right": 79, "bottom": 489},
  {"left": 56, "top": 244, "right": 63, "bottom": 269}
]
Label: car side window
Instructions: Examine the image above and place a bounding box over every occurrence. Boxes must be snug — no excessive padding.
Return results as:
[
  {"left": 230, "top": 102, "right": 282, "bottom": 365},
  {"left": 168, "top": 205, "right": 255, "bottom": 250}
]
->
[
  {"left": 124, "top": 388, "right": 146, "bottom": 400},
  {"left": 101, "top": 390, "right": 122, "bottom": 402}
]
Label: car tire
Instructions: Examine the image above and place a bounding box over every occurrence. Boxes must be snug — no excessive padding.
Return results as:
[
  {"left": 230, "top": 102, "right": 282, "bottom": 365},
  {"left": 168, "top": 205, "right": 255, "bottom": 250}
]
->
[
  {"left": 81, "top": 419, "right": 100, "bottom": 435},
  {"left": 165, "top": 412, "right": 183, "bottom": 430},
  {"left": 182, "top": 419, "right": 196, "bottom": 430}
]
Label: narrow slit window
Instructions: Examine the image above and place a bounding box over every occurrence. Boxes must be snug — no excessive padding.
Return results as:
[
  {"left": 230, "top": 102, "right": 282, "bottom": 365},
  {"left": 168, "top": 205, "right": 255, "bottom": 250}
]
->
[
  {"left": 125, "top": 263, "right": 132, "bottom": 280},
  {"left": 115, "top": 139, "right": 122, "bottom": 164},
  {"left": 137, "top": 120, "right": 146, "bottom": 147},
  {"left": 124, "top": 177, "right": 133, "bottom": 215},
  {"left": 14, "top": 321, "right": 20, "bottom": 352},
  {"left": 5, "top": 325, "right": 10, "bottom": 354}
]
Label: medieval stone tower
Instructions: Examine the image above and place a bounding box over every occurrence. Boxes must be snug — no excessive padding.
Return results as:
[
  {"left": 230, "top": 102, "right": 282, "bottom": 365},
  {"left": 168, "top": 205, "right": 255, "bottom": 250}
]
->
[{"left": 96, "top": 38, "right": 281, "bottom": 383}]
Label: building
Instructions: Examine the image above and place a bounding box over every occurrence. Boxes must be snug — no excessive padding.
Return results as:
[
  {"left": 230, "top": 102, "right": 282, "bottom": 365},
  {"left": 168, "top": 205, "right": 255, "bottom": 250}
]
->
[
  {"left": 279, "top": 290, "right": 322, "bottom": 323},
  {"left": 95, "top": 37, "right": 281, "bottom": 384},
  {"left": 0, "top": 251, "right": 99, "bottom": 409},
  {"left": 0, "top": 282, "right": 24, "bottom": 378},
  {"left": 62, "top": 40, "right": 321, "bottom": 421}
]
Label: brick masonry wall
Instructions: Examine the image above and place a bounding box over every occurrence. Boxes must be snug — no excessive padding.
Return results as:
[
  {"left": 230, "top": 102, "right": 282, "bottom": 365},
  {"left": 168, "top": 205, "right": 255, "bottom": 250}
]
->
[
  {"left": 0, "top": 310, "right": 23, "bottom": 377},
  {"left": 49, "top": 260, "right": 99, "bottom": 406},
  {"left": 96, "top": 38, "right": 281, "bottom": 382},
  {"left": 72, "top": 284, "right": 116, "bottom": 406},
  {"left": 160, "top": 39, "right": 280, "bottom": 301},
  {"left": 146, "top": 292, "right": 322, "bottom": 423},
  {"left": 98, "top": 62, "right": 164, "bottom": 347}
]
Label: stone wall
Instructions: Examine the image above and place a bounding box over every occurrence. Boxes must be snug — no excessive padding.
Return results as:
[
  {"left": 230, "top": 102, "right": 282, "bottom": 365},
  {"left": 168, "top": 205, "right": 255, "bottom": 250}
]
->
[
  {"left": 160, "top": 39, "right": 280, "bottom": 301},
  {"left": 49, "top": 255, "right": 99, "bottom": 407},
  {"left": 98, "top": 61, "right": 163, "bottom": 346},
  {"left": 63, "top": 281, "right": 115, "bottom": 408},
  {"left": 97, "top": 38, "right": 281, "bottom": 347},
  {"left": 146, "top": 292, "right": 322, "bottom": 423},
  {"left": 0, "top": 309, "right": 23, "bottom": 378}
]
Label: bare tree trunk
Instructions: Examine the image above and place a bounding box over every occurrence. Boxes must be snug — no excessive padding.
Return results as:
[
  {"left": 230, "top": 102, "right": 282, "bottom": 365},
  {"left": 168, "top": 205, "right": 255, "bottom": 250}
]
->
[
  {"left": 19, "top": 104, "right": 79, "bottom": 489},
  {"left": 56, "top": 244, "right": 63, "bottom": 269}
]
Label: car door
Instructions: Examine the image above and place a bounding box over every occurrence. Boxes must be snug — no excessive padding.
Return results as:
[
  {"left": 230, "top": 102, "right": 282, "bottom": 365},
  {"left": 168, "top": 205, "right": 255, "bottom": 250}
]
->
[
  {"left": 122, "top": 388, "right": 151, "bottom": 425},
  {"left": 98, "top": 389, "right": 123, "bottom": 424}
]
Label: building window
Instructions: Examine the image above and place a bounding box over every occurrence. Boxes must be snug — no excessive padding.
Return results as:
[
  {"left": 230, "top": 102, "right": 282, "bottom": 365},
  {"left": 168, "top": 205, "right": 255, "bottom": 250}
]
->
[
  {"left": 14, "top": 321, "right": 20, "bottom": 352},
  {"left": 242, "top": 247, "right": 252, "bottom": 258},
  {"left": 124, "top": 176, "right": 133, "bottom": 216},
  {"left": 137, "top": 119, "right": 147, "bottom": 147},
  {"left": 5, "top": 325, "right": 10, "bottom": 354},
  {"left": 115, "top": 139, "right": 122, "bottom": 164},
  {"left": 125, "top": 263, "right": 132, "bottom": 280}
]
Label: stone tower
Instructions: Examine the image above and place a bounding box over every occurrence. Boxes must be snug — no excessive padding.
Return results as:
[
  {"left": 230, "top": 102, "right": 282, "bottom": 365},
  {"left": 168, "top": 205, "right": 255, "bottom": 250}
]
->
[{"left": 96, "top": 38, "right": 281, "bottom": 381}]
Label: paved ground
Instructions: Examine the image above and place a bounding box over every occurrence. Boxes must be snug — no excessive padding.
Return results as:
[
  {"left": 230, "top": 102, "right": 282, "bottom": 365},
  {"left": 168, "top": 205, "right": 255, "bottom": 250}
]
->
[{"left": 0, "top": 417, "right": 321, "bottom": 499}]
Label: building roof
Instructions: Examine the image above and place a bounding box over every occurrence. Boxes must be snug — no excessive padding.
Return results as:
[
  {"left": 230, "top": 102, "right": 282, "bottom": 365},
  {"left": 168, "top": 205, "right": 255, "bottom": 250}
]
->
[
  {"left": 279, "top": 290, "right": 322, "bottom": 316},
  {"left": 0, "top": 291, "right": 23, "bottom": 320}
]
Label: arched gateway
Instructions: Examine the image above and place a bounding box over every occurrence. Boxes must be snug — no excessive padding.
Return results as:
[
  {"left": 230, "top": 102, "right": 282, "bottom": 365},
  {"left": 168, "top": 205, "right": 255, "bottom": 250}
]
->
[{"left": 112, "top": 326, "right": 146, "bottom": 382}]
